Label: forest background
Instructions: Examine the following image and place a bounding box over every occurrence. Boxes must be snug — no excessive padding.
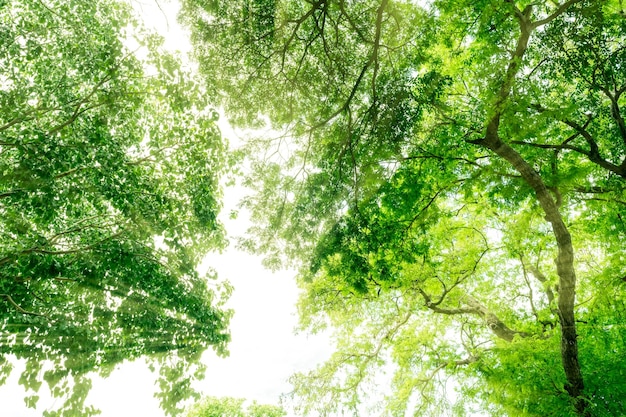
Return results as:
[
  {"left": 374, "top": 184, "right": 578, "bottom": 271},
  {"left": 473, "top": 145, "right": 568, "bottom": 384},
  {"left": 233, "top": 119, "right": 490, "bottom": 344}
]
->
[{"left": 0, "top": 0, "right": 625, "bottom": 417}]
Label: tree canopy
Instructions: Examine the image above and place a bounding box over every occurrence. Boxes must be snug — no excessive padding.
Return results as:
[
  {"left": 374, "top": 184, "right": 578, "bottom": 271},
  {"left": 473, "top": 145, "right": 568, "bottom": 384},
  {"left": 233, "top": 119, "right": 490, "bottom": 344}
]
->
[
  {"left": 185, "top": 396, "right": 286, "bottom": 417},
  {"left": 180, "top": 0, "right": 626, "bottom": 416},
  {"left": 0, "top": 0, "right": 230, "bottom": 415}
]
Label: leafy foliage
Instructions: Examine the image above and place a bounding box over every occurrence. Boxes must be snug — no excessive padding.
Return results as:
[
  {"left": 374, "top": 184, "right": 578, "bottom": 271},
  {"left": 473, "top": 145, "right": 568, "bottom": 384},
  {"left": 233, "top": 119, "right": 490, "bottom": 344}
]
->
[
  {"left": 0, "top": 0, "right": 230, "bottom": 415},
  {"left": 185, "top": 396, "right": 286, "bottom": 417},
  {"left": 182, "top": 0, "right": 626, "bottom": 416}
]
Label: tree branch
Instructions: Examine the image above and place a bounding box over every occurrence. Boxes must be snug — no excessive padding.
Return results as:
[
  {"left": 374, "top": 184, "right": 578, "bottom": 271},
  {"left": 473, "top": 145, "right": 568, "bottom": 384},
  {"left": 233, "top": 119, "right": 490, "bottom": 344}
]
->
[
  {"left": 464, "top": 296, "right": 531, "bottom": 342},
  {"left": 417, "top": 287, "right": 530, "bottom": 342},
  {"left": 510, "top": 139, "right": 589, "bottom": 155},
  {"left": 522, "top": 104, "right": 626, "bottom": 178},
  {"left": 526, "top": 264, "right": 556, "bottom": 306},
  {"left": 309, "top": 0, "right": 388, "bottom": 130},
  {"left": 531, "top": 0, "right": 585, "bottom": 28},
  {"left": 0, "top": 294, "right": 45, "bottom": 317}
]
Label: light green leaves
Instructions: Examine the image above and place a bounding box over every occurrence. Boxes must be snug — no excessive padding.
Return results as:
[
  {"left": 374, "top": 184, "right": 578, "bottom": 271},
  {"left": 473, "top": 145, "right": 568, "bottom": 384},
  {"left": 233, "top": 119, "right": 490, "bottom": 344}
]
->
[
  {"left": 182, "top": 0, "right": 626, "bottom": 416},
  {"left": 185, "top": 396, "right": 286, "bottom": 417}
]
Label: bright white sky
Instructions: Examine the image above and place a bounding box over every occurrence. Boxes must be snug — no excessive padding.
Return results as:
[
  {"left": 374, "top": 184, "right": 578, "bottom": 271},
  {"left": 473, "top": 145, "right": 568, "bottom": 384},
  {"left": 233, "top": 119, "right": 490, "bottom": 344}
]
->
[{"left": 0, "top": 1, "right": 333, "bottom": 416}]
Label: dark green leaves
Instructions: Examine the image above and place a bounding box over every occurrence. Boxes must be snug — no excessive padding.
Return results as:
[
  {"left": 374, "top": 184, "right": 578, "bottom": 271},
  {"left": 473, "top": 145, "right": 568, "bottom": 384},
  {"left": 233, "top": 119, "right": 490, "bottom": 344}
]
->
[{"left": 0, "top": 0, "right": 230, "bottom": 415}]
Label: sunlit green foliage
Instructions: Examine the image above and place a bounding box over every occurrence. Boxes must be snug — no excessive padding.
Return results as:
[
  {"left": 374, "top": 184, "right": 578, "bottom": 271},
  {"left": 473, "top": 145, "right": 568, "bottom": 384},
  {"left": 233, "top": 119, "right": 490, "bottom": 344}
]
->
[
  {"left": 185, "top": 396, "right": 286, "bottom": 417},
  {"left": 181, "top": 0, "right": 626, "bottom": 416},
  {"left": 0, "top": 0, "right": 230, "bottom": 415}
]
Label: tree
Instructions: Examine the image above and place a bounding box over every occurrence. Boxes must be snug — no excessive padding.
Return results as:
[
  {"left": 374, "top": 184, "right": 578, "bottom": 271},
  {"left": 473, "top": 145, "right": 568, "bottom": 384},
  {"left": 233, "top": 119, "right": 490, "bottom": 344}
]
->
[
  {"left": 0, "top": 0, "right": 231, "bottom": 415},
  {"left": 185, "top": 396, "right": 286, "bottom": 417},
  {"left": 181, "top": 0, "right": 626, "bottom": 416}
]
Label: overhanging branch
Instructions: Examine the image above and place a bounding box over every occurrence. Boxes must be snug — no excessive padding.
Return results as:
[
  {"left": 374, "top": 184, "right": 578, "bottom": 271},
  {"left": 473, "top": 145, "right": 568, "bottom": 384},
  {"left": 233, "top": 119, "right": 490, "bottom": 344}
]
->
[
  {"left": 417, "top": 287, "right": 531, "bottom": 342},
  {"left": 1, "top": 294, "right": 45, "bottom": 317}
]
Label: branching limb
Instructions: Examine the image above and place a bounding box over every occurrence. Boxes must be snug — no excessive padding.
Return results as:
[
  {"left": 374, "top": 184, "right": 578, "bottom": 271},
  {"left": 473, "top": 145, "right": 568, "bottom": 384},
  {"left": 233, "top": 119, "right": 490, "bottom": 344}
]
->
[
  {"left": 0, "top": 294, "right": 45, "bottom": 317},
  {"left": 527, "top": 264, "right": 556, "bottom": 307},
  {"left": 514, "top": 105, "right": 626, "bottom": 178},
  {"left": 519, "top": 254, "right": 558, "bottom": 331},
  {"left": 417, "top": 287, "right": 531, "bottom": 342},
  {"left": 532, "top": 0, "right": 584, "bottom": 28},
  {"left": 309, "top": 0, "right": 388, "bottom": 130},
  {"left": 464, "top": 296, "right": 532, "bottom": 342}
]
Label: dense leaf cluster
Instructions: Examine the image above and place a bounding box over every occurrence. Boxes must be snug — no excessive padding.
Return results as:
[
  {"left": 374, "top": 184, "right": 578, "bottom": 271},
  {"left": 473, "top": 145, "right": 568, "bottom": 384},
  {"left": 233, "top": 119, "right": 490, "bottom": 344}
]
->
[{"left": 0, "top": 0, "right": 230, "bottom": 415}]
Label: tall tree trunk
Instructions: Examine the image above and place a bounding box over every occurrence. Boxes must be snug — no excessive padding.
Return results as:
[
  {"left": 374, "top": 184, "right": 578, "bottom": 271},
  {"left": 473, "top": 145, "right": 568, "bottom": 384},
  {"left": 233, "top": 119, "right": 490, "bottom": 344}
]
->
[
  {"left": 473, "top": 4, "right": 588, "bottom": 413},
  {"left": 481, "top": 135, "right": 587, "bottom": 415}
]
